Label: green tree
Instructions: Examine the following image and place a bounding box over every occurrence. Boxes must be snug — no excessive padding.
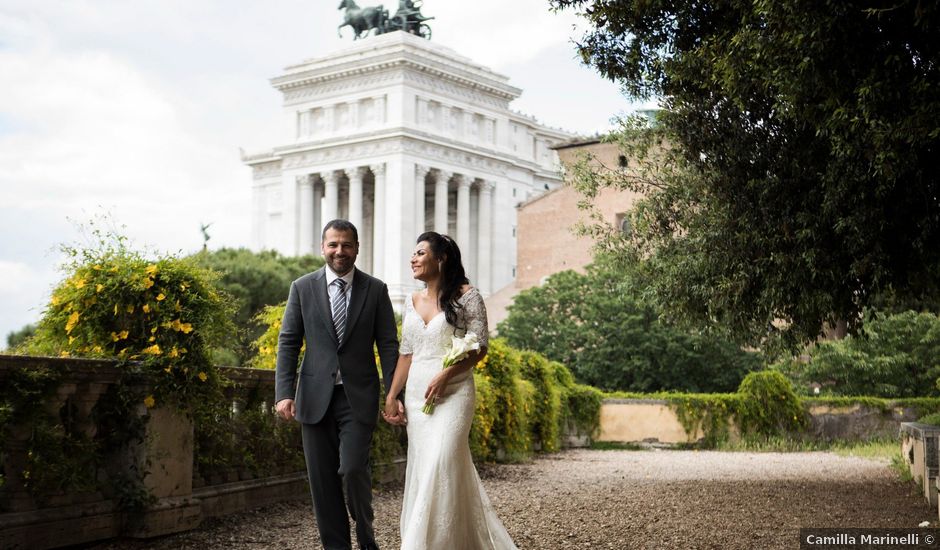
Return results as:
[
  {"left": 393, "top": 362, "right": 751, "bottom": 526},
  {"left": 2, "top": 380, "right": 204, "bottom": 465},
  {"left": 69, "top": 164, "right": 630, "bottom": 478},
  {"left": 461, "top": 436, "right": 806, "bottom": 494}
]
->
[
  {"left": 498, "top": 261, "right": 759, "bottom": 393},
  {"left": 5, "top": 323, "right": 36, "bottom": 350},
  {"left": 780, "top": 310, "right": 940, "bottom": 397},
  {"left": 553, "top": 0, "right": 940, "bottom": 348},
  {"left": 191, "top": 248, "right": 323, "bottom": 366}
]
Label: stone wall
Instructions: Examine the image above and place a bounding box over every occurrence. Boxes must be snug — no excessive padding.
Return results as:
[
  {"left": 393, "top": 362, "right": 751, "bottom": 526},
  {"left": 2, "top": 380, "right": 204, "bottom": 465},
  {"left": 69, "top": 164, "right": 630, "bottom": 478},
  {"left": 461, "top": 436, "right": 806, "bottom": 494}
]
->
[
  {"left": 597, "top": 398, "right": 920, "bottom": 446},
  {"left": 0, "top": 355, "right": 310, "bottom": 550}
]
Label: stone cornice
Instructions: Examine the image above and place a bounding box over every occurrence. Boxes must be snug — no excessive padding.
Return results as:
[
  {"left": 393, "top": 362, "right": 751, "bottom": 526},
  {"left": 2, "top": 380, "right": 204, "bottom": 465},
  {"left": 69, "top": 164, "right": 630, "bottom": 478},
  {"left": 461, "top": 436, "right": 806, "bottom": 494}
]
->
[
  {"left": 272, "top": 34, "right": 520, "bottom": 102},
  {"left": 245, "top": 128, "right": 568, "bottom": 183},
  {"left": 269, "top": 127, "right": 558, "bottom": 175}
]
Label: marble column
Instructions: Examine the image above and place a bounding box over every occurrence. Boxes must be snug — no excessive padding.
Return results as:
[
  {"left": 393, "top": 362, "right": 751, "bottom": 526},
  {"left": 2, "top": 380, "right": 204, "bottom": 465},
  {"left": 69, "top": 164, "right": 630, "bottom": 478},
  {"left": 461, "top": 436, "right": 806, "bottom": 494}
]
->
[
  {"left": 323, "top": 171, "right": 339, "bottom": 224},
  {"left": 348, "top": 166, "right": 365, "bottom": 232},
  {"left": 298, "top": 175, "right": 315, "bottom": 255},
  {"left": 415, "top": 164, "right": 431, "bottom": 235},
  {"left": 434, "top": 170, "right": 450, "bottom": 234},
  {"left": 371, "top": 163, "right": 386, "bottom": 279},
  {"left": 477, "top": 181, "right": 493, "bottom": 294},
  {"left": 456, "top": 174, "right": 471, "bottom": 253}
]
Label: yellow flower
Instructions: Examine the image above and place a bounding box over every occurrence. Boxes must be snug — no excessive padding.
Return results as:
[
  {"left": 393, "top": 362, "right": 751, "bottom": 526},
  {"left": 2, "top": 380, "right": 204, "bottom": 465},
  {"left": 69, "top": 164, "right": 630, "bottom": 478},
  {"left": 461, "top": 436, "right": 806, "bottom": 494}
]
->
[
  {"left": 142, "top": 344, "right": 162, "bottom": 355},
  {"left": 148, "top": 336, "right": 155, "bottom": 342},
  {"left": 179, "top": 282, "right": 189, "bottom": 291},
  {"left": 68, "top": 336, "right": 76, "bottom": 345},
  {"left": 167, "top": 347, "right": 179, "bottom": 359},
  {"left": 151, "top": 326, "right": 158, "bottom": 334},
  {"left": 114, "top": 304, "right": 119, "bottom": 316},
  {"left": 65, "top": 311, "right": 80, "bottom": 334},
  {"left": 143, "top": 395, "right": 156, "bottom": 408},
  {"left": 164, "top": 366, "right": 172, "bottom": 373},
  {"left": 156, "top": 293, "right": 166, "bottom": 301},
  {"left": 142, "top": 304, "right": 150, "bottom": 313},
  {"left": 51, "top": 295, "right": 61, "bottom": 306},
  {"left": 73, "top": 277, "right": 86, "bottom": 289},
  {"left": 93, "top": 345, "right": 102, "bottom": 353},
  {"left": 198, "top": 372, "right": 207, "bottom": 382},
  {"left": 109, "top": 266, "right": 118, "bottom": 273},
  {"left": 59, "top": 351, "right": 70, "bottom": 358},
  {"left": 93, "top": 264, "right": 102, "bottom": 271},
  {"left": 145, "top": 264, "right": 158, "bottom": 276},
  {"left": 96, "top": 284, "right": 104, "bottom": 293},
  {"left": 143, "top": 278, "right": 155, "bottom": 289},
  {"left": 126, "top": 304, "right": 134, "bottom": 314}
]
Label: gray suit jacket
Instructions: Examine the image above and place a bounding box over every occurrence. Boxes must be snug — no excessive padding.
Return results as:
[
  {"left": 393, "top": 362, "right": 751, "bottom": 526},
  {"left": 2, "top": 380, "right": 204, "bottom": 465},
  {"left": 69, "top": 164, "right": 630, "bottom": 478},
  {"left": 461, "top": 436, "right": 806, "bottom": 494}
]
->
[{"left": 274, "top": 267, "right": 399, "bottom": 425}]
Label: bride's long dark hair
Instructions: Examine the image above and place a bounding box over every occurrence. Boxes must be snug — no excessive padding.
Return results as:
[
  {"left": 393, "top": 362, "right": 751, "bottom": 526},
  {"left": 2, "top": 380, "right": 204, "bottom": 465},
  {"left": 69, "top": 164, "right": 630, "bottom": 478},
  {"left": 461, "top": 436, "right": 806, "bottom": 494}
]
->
[{"left": 417, "top": 232, "right": 469, "bottom": 329}]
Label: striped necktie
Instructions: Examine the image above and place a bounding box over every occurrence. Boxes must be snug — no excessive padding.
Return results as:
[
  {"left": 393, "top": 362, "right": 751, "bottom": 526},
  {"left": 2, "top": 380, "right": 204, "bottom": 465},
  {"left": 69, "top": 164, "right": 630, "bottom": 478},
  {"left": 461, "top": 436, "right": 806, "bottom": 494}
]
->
[{"left": 332, "top": 278, "right": 348, "bottom": 342}]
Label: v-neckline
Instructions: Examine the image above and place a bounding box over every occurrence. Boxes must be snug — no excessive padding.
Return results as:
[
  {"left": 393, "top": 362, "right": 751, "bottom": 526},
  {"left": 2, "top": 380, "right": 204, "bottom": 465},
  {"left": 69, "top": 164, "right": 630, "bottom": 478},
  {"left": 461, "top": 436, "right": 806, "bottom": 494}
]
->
[{"left": 411, "top": 293, "right": 444, "bottom": 328}]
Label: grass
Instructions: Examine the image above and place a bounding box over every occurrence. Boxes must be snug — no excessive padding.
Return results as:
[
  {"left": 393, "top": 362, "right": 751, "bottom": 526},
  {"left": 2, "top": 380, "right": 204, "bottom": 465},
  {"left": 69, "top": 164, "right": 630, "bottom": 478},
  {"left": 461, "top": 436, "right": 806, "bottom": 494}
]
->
[{"left": 589, "top": 436, "right": 915, "bottom": 482}]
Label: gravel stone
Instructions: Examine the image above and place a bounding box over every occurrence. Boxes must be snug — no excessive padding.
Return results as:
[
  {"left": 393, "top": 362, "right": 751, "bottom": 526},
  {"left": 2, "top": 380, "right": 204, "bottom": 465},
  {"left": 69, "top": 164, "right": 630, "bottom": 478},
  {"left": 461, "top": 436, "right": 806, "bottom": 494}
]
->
[{"left": 87, "top": 449, "right": 931, "bottom": 549}]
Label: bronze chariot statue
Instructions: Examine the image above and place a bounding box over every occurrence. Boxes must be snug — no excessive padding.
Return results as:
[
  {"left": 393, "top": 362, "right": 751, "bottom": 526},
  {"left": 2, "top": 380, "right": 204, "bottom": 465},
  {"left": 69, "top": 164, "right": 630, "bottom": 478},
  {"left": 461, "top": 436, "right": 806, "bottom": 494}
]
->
[{"left": 338, "top": 0, "right": 433, "bottom": 40}]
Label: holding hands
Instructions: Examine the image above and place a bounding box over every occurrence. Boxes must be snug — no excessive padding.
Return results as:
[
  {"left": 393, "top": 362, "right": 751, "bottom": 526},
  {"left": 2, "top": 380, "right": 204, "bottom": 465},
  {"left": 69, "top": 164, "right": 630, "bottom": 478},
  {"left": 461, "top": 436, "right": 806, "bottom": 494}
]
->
[{"left": 383, "top": 397, "right": 408, "bottom": 426}]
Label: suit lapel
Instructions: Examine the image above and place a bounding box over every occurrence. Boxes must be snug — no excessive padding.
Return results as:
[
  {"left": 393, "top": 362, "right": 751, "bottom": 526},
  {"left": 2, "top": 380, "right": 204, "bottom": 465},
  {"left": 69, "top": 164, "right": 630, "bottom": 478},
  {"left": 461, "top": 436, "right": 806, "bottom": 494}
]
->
[
  {"left": 340, "top": 270, "right": 368, "bottom": 348},
  {"left": 310, "top": 268, "right": 339, "bottom": 348}
]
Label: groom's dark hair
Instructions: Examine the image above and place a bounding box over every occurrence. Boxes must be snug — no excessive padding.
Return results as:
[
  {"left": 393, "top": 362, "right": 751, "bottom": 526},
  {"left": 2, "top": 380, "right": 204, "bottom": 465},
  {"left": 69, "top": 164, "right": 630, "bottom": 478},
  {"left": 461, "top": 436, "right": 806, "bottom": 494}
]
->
[
  {"left": 417, "top": 232, "right": 469, "bottom": 330},
  {"left": 322, "top": 219, "right": 359, "bottom": 242}
]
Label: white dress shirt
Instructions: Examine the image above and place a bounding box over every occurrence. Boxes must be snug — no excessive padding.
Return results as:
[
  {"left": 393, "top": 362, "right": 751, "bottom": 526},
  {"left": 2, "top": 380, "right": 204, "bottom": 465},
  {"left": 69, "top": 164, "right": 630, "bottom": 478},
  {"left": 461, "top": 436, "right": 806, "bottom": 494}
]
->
[{"left": 325, "top": 266, "right": 354, "bottom": 385}]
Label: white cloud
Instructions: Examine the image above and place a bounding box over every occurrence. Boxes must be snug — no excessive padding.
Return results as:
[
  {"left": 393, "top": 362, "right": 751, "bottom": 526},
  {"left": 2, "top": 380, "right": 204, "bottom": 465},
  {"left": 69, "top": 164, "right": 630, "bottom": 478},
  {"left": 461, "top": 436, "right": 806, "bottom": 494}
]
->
[
  {"left": 0, "top": 261, "right": 33, "bottom": 293},
  {"left": 431, "top": 0, "right": 586, "bottom": 69}
]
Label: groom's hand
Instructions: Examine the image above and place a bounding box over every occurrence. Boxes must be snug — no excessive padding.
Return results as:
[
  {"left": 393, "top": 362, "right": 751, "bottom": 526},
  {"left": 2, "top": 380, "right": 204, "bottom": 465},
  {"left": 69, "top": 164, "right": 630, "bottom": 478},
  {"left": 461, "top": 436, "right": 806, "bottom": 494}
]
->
[
  {"left": 275, "top": 398, "right": 295, "bottom": 421},
  {"left": 382, "top": 398, "right": 407, "bottom": 426}
]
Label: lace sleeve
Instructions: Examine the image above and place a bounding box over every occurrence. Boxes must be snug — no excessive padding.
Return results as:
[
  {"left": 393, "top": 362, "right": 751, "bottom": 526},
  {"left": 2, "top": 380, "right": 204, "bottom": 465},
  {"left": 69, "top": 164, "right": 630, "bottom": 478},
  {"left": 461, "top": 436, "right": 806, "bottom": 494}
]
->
[
  {"left": 399, "top": 296, "right": 413, "bottom": 355},
  {"left": 459, "top": 288, "right": 489, "bottom": 348}
]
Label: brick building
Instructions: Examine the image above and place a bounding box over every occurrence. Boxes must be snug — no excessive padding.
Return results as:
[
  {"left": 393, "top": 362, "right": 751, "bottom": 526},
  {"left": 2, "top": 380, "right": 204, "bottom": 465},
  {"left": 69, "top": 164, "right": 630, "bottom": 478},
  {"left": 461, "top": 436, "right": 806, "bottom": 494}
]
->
[{"left": 485, "top": 137, "right": 645, "bottom": 326}]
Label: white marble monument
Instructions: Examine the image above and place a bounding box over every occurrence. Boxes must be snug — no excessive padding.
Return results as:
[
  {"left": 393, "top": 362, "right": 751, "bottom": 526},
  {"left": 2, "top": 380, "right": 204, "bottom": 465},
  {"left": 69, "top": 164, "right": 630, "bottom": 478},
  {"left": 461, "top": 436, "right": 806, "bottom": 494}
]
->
[{"left": 242, "top": 31, "right": 574, "bottom": 305}]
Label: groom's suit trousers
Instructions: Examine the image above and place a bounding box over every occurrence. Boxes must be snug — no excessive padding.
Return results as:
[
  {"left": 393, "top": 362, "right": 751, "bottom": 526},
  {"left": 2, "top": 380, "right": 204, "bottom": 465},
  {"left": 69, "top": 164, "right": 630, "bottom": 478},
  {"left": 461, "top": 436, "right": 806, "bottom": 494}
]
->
[{"left": 302, "top": 385, "right": 375, "bottom": 550}]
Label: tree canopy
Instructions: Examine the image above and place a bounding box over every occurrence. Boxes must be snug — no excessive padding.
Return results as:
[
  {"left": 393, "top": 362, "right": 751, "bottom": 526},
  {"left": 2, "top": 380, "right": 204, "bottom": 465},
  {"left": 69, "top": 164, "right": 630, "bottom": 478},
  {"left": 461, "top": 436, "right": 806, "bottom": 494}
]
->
[
  {"left": 553, "top": 0, "right": 940, "bottom": 347},
  {"left": 497, "top": 260, "right": 759, "bottom": 393},
  {"left": 191, "top": 248, "right": 323, "bottom": 365},
  {"left": 778, "top": 310, "right": 940, "bottom": 398}
]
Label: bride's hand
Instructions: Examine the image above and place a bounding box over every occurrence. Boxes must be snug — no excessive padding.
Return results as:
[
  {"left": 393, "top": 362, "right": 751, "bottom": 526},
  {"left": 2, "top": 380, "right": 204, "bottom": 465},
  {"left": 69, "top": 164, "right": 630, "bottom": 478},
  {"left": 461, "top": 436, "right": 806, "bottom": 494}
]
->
[
  {"left": 382, "top": 397, "right": 406, "bottom": 425},
  {"left": 424, "top": 370, "right": 451, "bottom": 404}
]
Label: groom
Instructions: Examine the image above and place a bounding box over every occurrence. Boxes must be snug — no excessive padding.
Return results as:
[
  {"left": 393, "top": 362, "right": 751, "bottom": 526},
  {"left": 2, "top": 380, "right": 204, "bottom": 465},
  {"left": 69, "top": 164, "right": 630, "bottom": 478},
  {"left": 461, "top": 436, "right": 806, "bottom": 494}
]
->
[{"left": 275, "top": 219, "right": 400, "bottom": 550}]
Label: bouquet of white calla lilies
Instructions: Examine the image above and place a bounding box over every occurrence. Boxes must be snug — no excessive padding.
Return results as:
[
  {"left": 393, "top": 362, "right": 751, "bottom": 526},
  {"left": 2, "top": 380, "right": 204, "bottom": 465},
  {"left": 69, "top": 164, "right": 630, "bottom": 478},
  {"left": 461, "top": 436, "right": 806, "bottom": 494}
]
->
[{"left": 422, "top": 331, "right": 481, "bottom": 414}]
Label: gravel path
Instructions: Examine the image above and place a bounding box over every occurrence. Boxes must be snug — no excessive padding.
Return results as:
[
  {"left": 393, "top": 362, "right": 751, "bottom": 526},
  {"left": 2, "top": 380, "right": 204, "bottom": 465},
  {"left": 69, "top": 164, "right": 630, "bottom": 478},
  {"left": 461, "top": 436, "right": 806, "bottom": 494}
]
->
[{"left": 89, "top": 449, "right": 931, "bottom": 549}]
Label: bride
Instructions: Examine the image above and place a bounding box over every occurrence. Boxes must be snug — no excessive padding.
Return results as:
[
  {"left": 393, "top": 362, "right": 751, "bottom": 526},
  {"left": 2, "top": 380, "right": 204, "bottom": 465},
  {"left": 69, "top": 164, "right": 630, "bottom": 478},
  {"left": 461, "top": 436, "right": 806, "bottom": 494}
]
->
[{"left": 382, "top": 232, "right": 518, "bottom": 550}]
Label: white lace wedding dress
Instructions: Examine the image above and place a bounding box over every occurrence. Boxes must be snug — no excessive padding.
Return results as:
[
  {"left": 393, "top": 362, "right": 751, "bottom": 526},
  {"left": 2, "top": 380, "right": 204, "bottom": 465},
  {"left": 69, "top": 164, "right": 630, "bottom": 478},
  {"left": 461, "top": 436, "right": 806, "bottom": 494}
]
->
[{"left": 398, "top": 288, "right": 518, "bottom": 550}]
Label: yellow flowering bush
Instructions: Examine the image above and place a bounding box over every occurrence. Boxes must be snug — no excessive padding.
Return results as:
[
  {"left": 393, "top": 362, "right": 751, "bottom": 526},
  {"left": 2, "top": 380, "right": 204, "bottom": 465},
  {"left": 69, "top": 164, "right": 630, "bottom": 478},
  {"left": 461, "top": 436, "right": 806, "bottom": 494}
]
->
[
  {"left": 24, "top": 230, "right": 234, "bottom": 408},
  {"left": 247, "top": 302, "right": 299, "bottom": 370}
]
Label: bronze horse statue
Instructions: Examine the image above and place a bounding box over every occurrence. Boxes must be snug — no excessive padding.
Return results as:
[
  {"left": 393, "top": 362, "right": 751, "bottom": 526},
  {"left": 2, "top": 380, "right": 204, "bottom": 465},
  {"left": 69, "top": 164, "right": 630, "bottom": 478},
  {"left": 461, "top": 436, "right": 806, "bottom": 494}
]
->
[{"left": 338, "top": 0, "right": 387, "bottom": 39}]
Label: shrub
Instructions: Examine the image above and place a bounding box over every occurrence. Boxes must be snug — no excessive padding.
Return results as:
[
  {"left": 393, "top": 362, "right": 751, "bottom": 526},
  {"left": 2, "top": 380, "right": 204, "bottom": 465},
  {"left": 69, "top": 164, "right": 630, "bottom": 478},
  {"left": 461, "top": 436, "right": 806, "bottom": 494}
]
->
[
  {"left": 22, "top": 230, "right": 233, "bottom": 409},
  {"left": 518, "top": 351, "right": 563, "bottom": 452},
  {"left": 736, "top": 371, "right": 807, "bottom": 437}
]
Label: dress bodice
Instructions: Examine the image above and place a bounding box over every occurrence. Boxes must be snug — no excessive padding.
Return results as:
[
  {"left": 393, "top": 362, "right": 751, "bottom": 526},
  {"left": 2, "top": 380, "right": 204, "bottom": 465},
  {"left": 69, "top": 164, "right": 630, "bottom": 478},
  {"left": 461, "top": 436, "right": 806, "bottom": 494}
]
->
[{"left": 400, "top": 287, "right": 489, "bottom": 361}]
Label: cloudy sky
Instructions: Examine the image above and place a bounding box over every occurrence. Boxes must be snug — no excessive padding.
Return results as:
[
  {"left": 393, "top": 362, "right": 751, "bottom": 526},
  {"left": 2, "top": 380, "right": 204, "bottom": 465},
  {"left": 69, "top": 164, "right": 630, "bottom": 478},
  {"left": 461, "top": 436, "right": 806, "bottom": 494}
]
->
[{"left": 0, "top": 0, "right": 649, "bottom": 347}]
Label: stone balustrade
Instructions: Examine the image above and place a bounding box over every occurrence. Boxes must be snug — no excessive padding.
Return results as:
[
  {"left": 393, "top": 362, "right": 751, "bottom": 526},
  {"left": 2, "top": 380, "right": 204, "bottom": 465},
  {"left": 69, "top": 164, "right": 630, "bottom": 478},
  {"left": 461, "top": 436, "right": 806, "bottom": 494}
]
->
[
  {"left": 0, "top": 355, "right": 310, "bottom": 549},
  {"left": 900, "top": 422, "right": 940, "bottom": 508}
]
